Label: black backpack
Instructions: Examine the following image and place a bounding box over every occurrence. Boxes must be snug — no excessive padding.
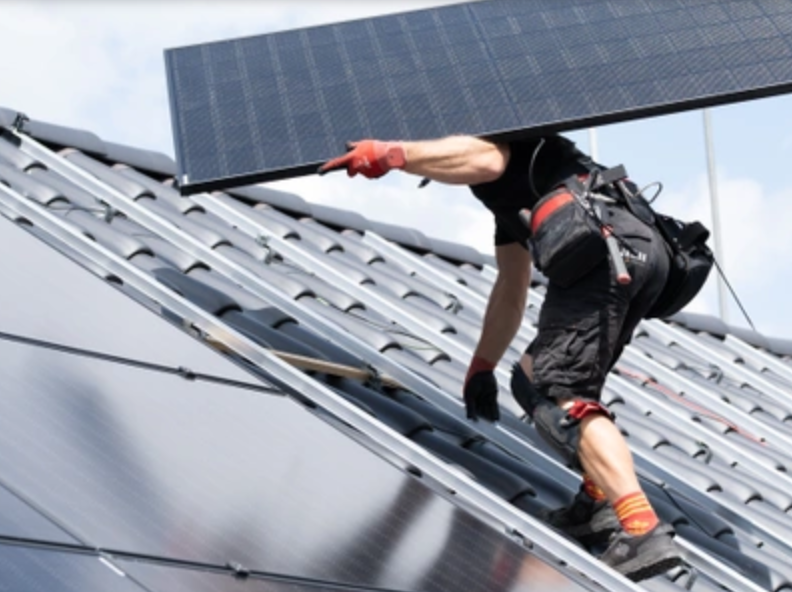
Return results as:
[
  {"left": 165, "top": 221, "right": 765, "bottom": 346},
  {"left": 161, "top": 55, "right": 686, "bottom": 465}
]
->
[
  {"left": 647, "top": 213, "right": 714, "bottom": 318},
  {"left": 613, "top": 175, "right": 714, "bottom": 319}
]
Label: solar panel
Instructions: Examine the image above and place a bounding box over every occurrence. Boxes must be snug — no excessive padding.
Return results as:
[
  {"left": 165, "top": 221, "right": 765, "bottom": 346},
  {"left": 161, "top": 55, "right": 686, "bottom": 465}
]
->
[
  {"left": 0, "top": 213, "right": 262, "bottom": 386},
  {"left": 165, "top": 0, "right": 792, "bottom": 194},
  {"left": 0, "top": 482, "right": 80, "bottom": 544},
  {"left": 0, "top": 543, "right": 144, "bottom": 592},
  {"left": 0, "top": 337, "right": 576, "bottom": 592}
]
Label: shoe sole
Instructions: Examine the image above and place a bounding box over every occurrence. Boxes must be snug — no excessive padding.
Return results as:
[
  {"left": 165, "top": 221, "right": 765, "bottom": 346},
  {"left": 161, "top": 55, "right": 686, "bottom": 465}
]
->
[
  {"left": 573, "top": 526, "right": 618, "bottom": 548},
  {"left": 622, "top": 554, "right": 684, "bottom": 583}
]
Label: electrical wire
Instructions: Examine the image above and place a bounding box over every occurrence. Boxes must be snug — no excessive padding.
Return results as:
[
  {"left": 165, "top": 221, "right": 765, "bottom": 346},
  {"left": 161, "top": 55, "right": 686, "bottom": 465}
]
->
[{"left": 712, "top": 256, "right": 756, "bottom": 332}]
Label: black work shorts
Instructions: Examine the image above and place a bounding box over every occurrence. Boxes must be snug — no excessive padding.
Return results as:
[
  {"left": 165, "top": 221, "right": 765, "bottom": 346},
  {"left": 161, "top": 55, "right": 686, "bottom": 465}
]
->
[{"left": 527, "top": 206, "right": 669, "bottom": 402}]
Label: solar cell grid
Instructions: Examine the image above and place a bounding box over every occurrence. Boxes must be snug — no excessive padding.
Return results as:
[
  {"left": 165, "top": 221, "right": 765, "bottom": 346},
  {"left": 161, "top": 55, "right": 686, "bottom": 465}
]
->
[{"left": 166, "top": 0, "right": 792, "bottom": 194}]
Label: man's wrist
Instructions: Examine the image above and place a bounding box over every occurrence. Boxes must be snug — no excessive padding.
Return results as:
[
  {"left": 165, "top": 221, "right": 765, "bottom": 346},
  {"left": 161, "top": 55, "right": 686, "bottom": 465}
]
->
[
  {"left": 382, "top": 142, "right": 406, "bottom": 170},
  {"left": 467, "top": 354, "right": 497, "bottom": 380}
]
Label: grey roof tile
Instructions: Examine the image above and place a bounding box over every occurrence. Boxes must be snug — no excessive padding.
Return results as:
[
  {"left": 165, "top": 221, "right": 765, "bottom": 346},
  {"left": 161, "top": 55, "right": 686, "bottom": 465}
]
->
[
  {"left": 300, "top": 219, "right": 381, "bottom": 263},
  {"left": 221, "top": 309, "right": 330, "bottom": 360},
  {"left": 305, "top": 203, "right": 370, "bottom": 233},
  {"left": 393, "top": 333, "right": 449, "bottom": 365},
  {"left": 674, "top": 525, "right": 781, "bottom": 591},
  {"left": 388, "top": 388, "right": 479, "bottom": 445},
  {"left": 728, "top": 324, "right": 773, "bottom": 351},
  {"left": 227, "top": 185, "right": 311, "bottom": 216},
  {"left": 152, "top": 267, "right": 240, "bottom": 316},
  {"left": 327, "top": 377, "right": 431, "bottom": 437},
  {"left": 298, "top": 298, "right": 401, "bottom": 352},
  {"left": 65, "top": 210, "right": 153, "bottom": 260},
  {"left": 668, "top": 311, "right": 730, "bottom": 337},
  {"left": 29, "top": 120, "right": 106, "bottom": 155},
  {"left": 27, "top": 168, "right": 102, "bottom": 210},
  {"left": 104, "top": 142, "right": 175, "bottom": 177},
  {"left": 62, "top": 150, "right": 155, "bottom": 200},
  {"left": 369, "top": 220, "right": 433, "bottom": 252},
  {"left": 411, "top": 430, "right": 536, "bottom": 502},
  {"left": 0, "top": 133, "right": 43, "bottom": 170},
  {"left": 467, "top": 440, "right": 570, "bottom": 507},
  {"left": 114, "top": 166, "right": 201, "bottom": 214},
  {"left": 0, "top": 163, "right": 66, "bottom": 206},
  {"left": 133, "top": 234, "right": 206, "bottom": 274},
  {"left": 767, "top": 336, "right": 792, "bottom": 357},
  {"left": 139, "top": 204, "right": 229, "bottom": 249},
  {"left": 426, "top": 236, "right": 486, "bottom": 266}
]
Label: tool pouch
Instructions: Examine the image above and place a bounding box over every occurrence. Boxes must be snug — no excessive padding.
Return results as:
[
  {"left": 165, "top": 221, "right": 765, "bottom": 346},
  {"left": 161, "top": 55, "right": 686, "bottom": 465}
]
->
[{"left": 521, "top": 186, "right": 607, "bottom": 288}]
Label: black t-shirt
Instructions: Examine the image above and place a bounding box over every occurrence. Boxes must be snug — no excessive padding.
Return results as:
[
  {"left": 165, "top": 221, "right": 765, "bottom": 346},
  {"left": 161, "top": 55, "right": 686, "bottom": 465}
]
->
[{"left": 470, "top": 135, "right": 592, "bottom": 248}]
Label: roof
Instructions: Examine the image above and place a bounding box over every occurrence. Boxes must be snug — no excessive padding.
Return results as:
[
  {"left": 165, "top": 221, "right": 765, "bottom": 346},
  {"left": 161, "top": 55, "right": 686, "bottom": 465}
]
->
[{"left": 2, "top": 108, "right": 792, "bottom": 592}]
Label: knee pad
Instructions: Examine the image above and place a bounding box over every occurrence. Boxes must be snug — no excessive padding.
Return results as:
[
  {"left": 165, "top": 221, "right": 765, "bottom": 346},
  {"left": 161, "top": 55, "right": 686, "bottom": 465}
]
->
[
  {"left": 510, "top": 362, "right": 542, "bottom": 417},
  {"left": 532, "top": 399, "right": 613, "bottom": 471}
]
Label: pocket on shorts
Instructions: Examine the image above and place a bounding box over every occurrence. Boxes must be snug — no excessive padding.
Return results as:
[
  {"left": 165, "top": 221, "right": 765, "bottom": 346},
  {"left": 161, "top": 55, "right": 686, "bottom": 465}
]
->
[{"left": 533, "top": 314, "right": 604, "bottom": 395}]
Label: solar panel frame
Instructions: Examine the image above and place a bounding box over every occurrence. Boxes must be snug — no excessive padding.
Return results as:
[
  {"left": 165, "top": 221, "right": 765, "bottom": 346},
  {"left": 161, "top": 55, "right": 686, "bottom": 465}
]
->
[{"left": 166, "top": 0, "right": 792, "bottom": 194}]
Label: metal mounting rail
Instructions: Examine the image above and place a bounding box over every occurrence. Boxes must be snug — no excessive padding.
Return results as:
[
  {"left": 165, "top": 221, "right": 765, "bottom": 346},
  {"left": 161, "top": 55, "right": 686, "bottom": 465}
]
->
[
  {"left": 10, "top": 129, "right": 581, "bottom": 494},
  {"left": 362, "top": 231, "right": 538, "bottom": 350},
  {"left": 619, "top": 344, "right": 792, "bottom": 452},
  {"left": 723, "top": 334, "right": 792, "bottom": 388},
  {"left": 645, "top": 319, "right": 792, "bottom": 409},
  {"left": 193, "top": 194, "right": 518, "bottom": 385},
  {"left": 0, "top": 179, "right": 641, "bottom": 592},
  {"left": 345, "top": 238, "right": 768, "bottom": 590}
]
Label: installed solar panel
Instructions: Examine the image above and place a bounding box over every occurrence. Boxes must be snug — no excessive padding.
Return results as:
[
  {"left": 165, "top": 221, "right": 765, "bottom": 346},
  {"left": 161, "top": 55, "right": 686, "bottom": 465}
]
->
[
  {"left": 167, "top": 0, "right": 792, "bottom": 193},
  {"left": 0, "top": 337, "right": 567, "bottom": 592}
]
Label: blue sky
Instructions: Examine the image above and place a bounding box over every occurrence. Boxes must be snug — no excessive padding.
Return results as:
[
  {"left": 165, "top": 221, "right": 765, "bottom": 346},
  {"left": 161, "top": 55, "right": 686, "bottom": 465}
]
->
[{"left": 2, "top": 0, "right": 791, "bottom": 339}]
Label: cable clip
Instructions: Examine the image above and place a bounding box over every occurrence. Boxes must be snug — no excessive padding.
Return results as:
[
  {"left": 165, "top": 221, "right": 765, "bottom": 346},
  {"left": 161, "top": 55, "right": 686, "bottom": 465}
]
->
[
  {"left": 11, "top": 112, "right": 29, "bottom": 133},
  {"left": 102, "top": 203, "right": 119, "bottom": 222},
  {"left": 226, "top": 561, "right": 250, "bottom": 580},
  {"left": 255, "top": 235, "right": 274, "bottom": 264}
]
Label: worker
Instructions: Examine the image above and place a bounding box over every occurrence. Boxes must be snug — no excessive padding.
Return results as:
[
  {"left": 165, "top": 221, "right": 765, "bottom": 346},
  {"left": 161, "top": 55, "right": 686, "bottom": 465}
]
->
[{"left": 319, "top": 135, "right": 683, "bottom": 582}]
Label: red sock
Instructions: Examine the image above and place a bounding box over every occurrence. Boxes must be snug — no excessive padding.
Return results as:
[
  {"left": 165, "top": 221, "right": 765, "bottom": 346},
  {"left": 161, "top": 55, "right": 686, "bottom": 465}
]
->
[
  {"left": 613, "top": 491, "right": 659, "bottom": 536},
  {"left": 582, "top": 474, "right": 607, "bottom": 502}
]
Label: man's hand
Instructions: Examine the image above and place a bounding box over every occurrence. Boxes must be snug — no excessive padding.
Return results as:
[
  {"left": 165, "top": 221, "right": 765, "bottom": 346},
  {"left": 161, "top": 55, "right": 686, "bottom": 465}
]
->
[
  {"left": 463, "top": 356, "right": 500, "bottom": 421},
  {"left": 318, "top": 140, "right": 406, "bottom": 179}
]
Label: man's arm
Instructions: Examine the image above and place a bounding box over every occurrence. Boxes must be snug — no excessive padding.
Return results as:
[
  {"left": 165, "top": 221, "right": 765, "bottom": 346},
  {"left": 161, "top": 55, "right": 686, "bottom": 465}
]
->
[
  {"left": 401, "top": 136, "right": 509, "bottom": 185},
  {"left": 319, "top": 136, "right": 510, "bottom": 186},
  {"left": 473, "top": 242, "right": 532, "bottom": 364},
  {"left": 463, "top": 242, "right": 531, "bottom": 421}
]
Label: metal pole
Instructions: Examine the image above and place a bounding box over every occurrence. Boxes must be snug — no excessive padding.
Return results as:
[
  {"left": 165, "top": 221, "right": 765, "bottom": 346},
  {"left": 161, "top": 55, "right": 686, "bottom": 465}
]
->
[
  {"left": 703, "top": 108, "right": 729, "bottom": 322},
  {"left": 588, "top": 127, "right": 599, "bottom": 161}
]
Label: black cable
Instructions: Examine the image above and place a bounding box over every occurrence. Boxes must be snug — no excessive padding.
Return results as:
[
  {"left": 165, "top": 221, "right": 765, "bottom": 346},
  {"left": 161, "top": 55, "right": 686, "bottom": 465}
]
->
[
  {"left": 635, "top": 181, "right": 663, "bottom": 204},
  {"left": 712, "top": 256, "right": 756, "bottom": 332},
  {"left": 528, "top": 137, "right": 546, "bottom": 200}
]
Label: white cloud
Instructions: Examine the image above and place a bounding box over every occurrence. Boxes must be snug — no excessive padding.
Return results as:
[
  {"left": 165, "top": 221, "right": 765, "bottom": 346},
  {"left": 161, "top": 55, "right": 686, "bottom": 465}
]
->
[
  {"left": 658, "top": 172, "right": 792, "bottom": 337},
  {"left": 1, "top": 0, "right": 464, "bottom": 154}
]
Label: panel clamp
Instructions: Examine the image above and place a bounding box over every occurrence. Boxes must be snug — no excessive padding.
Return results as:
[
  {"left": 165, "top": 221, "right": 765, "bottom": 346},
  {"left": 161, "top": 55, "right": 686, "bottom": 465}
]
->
[{"left": 11, "top": 112, "right": 29, "bottom": 134}]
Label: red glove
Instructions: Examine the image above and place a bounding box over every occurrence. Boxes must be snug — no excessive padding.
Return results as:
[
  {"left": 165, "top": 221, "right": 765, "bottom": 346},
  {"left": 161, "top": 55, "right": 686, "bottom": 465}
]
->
[{"left": 318, "top": 140, "right": 406, "bottom": 179}]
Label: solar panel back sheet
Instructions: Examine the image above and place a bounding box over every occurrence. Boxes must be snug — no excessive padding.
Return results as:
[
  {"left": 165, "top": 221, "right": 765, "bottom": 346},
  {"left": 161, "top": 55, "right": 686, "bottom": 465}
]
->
[{"left": 165, "top": 0, "right": 792, "bottom": 194}]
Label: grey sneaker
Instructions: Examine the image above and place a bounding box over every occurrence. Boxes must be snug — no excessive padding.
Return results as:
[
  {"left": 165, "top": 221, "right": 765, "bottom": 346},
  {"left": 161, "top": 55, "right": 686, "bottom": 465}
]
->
[
  {"left": 600, "top": 522, "right": 683, "bottom": 582},
  {"left": 540, "top": 487, "right": 620, "bottom": 547}
]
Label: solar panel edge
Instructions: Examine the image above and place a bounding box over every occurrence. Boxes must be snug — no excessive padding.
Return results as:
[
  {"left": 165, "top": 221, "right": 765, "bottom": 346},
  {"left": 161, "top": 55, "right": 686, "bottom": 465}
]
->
[
  {"left": 177, "top": 78, "right": 792, "bottom": 195},
  {"left": 168, "top": 0, "right": 792, "bottom": 190},
  {"left": 163, "top": 49, "right": 190, "bottom": 189}
]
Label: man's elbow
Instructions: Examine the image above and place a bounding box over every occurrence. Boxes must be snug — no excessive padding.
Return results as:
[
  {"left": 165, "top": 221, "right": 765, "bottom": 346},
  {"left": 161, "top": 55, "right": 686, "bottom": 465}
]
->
[{"left": 474, "top": 144, "right": 509, "bottom": 183}]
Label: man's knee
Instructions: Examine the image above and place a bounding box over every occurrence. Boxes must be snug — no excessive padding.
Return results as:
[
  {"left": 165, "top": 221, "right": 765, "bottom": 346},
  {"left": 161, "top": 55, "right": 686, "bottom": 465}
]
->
[{"left": 532, "top": 398, "right": 613, "bottom": 471}]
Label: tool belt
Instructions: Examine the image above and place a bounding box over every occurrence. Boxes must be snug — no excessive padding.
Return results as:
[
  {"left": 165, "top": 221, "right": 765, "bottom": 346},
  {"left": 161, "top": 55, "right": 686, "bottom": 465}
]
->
[
  {"left": 521, "top": 167, "right": 630, "bottom": 288},
  {"left": 520, "top": 164, "right": 714, "bottom": 317}
]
